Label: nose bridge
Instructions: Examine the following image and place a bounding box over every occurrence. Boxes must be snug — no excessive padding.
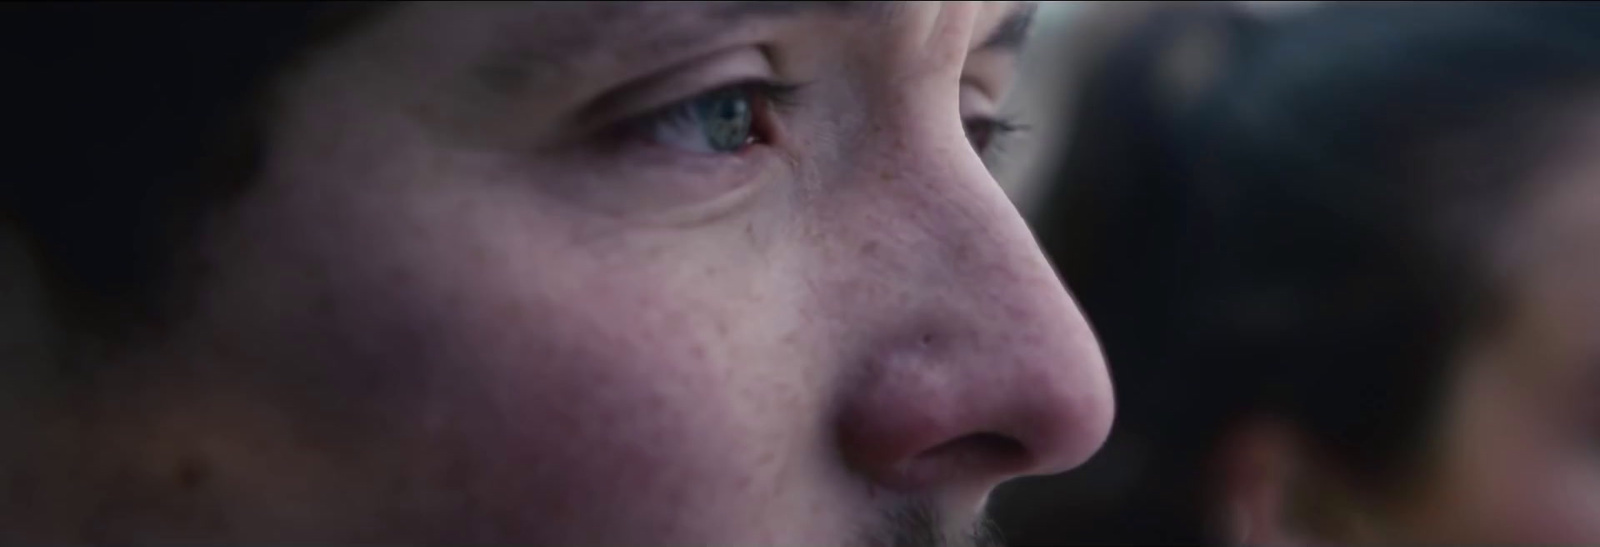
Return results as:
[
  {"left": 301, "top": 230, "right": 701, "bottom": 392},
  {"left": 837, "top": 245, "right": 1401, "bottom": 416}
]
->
[
  {"left": 833, "top": 123, "right": 1116, "bottom": 487},
  {"left": 928, "top": 157, "right": 1114, "bottom": 471},
  {"left": 883, "top": 122, "right": 1072, "bottom": 334}
]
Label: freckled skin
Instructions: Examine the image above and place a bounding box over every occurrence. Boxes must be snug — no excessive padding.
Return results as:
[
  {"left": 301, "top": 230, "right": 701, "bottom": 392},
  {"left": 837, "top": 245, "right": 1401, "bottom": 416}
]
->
[{"left": 0, "top": 2, "right": 1112, "bottom": 546}]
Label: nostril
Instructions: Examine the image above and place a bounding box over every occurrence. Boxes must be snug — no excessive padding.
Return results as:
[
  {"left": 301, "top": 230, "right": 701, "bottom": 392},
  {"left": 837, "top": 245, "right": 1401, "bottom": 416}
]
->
[
  {"left": 921, "top": 432, "right": 1026, "bottom": 465},
  {"left": 887, "top": 432, "right": 1030, "bottom": 489}
]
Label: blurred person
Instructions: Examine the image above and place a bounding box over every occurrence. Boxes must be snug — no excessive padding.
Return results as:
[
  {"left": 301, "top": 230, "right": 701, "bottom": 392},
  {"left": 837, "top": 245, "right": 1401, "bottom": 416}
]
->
[
  {"left": 1010, "top": 2, "right": 1600, "bottom": 545},
  {"left": 0, "top": 2, "right": 1115, "bottom": 545},
  {"left": 988, "top": 0, "right": 1155, "bottom": 208},
  {"left": 990, "top": 0, "right": 1278, "bottom": 212},
  {"left": 992, "top": 2, "right": 1263, "bottom": 543}
]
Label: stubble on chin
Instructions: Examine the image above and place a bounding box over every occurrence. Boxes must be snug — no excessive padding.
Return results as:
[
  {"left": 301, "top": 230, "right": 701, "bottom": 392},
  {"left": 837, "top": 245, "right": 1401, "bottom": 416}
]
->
[{"left": 857, "top": 498, "right": 1005, "bottom": 547}]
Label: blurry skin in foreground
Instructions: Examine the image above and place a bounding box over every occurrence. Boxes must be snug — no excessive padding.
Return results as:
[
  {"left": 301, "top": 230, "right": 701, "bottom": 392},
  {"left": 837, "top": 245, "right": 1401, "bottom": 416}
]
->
[
  {"left": 1016, "top": 3, "right": 1600, "bottom": 545},
  {"left": 0, "top": 2, "right": 1113, "bottom": 545}
]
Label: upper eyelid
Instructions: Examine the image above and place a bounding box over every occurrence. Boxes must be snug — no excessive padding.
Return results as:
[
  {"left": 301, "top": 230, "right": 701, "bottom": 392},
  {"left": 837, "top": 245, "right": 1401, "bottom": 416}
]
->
[
  {"left": 961, "top": 48, "right": 1023, "bottom": 107},
  {"left": 958, "top": 79, "right": 1002, "bottom": 117},
  {"left": 569, "top": 47, "right": 779, "bottom": 134}
]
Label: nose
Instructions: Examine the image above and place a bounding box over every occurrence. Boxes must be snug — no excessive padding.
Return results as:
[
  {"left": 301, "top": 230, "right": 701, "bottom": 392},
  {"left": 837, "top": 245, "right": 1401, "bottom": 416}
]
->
[{"left": 831, "top": 122, "right": 1116, "bottom": 495}]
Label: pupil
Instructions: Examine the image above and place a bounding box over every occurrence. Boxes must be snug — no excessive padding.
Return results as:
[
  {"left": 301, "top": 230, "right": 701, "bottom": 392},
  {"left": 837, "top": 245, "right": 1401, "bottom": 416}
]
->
[{"left": 696, "top": 89, "right": 753, "bottom": 152}]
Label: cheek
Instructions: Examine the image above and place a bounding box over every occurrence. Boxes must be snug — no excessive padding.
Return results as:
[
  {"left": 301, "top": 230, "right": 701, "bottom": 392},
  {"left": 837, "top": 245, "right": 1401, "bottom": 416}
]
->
[
  {"left": 1530, "top": 464, "right": 1600, "bottom": 543},
  {"left": 1417, "top": 390, "right": 1600, "bottom": 544},
  {"left": 224, "top": 74, "right": 856, "bottom": 541},
  {"left": 1464, "top": 447, "right": 1600, "bottom": 544},
  {"left": 266, "top": 185, "right": 831, "bottom": 539}
]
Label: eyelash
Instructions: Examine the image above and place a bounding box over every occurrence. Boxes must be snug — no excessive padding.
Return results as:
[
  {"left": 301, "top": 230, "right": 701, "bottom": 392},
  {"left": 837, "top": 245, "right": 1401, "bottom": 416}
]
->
[
  {"left": 743, "top": 80, "right": 805, "bottom": 110},
  {"left": 614, "top": 80, "right": 1023, "bottom": 167},
  {"left": 619, "top": 80, "right": 804, "bottom": 153},
  {"left": 963, "top": 116, "right": 1029, "bottom": 158}
]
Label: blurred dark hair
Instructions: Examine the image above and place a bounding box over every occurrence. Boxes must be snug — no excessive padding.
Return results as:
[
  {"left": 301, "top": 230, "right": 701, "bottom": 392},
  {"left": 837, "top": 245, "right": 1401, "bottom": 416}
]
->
[
  {"left": 1, "top": 3, "right": 387, "bottom": 346},
  {"left": 1012, "top": 2, "right": 1600, "bottom": 544}
]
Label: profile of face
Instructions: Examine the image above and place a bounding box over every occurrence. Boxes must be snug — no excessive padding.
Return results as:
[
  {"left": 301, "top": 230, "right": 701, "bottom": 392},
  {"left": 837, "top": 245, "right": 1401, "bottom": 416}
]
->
[
  {"left": 1217, "top": 105, "right": 1600, "bottom": 546},
  {"left": 37, "top": 2, "right": 1113, "bottom": 545}
]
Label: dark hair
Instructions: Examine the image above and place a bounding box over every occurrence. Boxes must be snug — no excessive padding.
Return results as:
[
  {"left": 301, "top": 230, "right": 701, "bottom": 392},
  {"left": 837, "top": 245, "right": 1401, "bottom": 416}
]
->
[
  {"left": 1011, "top": 2, "right": 1600, "bottom": 544},
  {"left": 1, "top": 3, "right": 387, "bottom": 346}
]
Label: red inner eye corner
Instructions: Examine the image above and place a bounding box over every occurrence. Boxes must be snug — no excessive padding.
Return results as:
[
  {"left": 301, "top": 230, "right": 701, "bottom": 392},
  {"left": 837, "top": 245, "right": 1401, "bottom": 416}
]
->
[{"left": 747, "top": 92, "right": 779, "bottom": 149}]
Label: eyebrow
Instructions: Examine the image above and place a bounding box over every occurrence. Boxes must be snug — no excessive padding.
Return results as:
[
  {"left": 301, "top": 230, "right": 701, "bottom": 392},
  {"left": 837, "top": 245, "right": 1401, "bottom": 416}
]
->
[
  {"left": 472, "top": 1, "right": 887, "bottom": 96},
  {"left": 977, "top": 3, "right": 1038, "bottom": 53},
  {"left": 708, "top": 1, "right": 882, "bottom": 22}
]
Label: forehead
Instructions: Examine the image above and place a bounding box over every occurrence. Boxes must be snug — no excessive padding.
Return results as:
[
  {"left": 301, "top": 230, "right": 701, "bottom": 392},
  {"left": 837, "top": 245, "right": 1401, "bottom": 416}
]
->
[
  {"left": 366, "top": 2, "right": 1028, "bottom": 69},
  {"left": 455, "top": 2, "right": 883, "bottom": 61},
  {"left": 310, "top": 1, "right": 1033, "bottom": 133}
]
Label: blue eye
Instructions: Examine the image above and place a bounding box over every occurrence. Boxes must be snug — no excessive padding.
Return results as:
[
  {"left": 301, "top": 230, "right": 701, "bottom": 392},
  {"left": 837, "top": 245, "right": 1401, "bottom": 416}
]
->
[{"left": 638, "top": 82, "right": 798, "bottom": 154}]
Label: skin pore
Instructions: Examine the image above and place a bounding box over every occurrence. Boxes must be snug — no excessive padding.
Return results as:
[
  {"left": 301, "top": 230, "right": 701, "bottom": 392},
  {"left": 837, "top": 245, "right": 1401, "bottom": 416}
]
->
[{"left": 1, "top": 2, "right": 1113, "bottom": 546}]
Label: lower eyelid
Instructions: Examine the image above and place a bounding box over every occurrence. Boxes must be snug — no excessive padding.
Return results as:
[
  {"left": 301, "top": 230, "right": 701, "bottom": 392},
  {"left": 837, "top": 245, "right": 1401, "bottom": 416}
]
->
[
  {"left": 600, "top": 140, "right": 776, "bottom": 201},
  {"left": 523, "top": 143, "right": 779, "bottom": 225}
]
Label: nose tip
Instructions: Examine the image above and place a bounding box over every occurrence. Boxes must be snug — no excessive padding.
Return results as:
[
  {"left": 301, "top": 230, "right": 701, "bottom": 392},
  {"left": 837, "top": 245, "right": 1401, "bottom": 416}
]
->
[
  {"left": 971, "top": 312, "right": 1117, "bottom": 479},
  {"left": 1010, "top": 337, "right": 1117, "bottom": 476},
  {"left": 836, "top": 309, "right": 1116, "bottom": 492}
]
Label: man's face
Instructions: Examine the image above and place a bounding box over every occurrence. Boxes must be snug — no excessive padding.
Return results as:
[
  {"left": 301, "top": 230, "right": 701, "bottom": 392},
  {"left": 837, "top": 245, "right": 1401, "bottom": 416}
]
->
[{"left": 134, "top": 2, "right": 1112, "bottom": 544}]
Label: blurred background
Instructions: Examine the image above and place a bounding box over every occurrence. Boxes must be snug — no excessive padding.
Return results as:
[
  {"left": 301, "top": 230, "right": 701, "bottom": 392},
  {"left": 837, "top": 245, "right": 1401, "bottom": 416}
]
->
[
  {"left": 992, "top": 2, "right": 1600, "bottom": 545},
  {"left": 993, "top": 1, "right": 1318, "bottom": 207}
]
